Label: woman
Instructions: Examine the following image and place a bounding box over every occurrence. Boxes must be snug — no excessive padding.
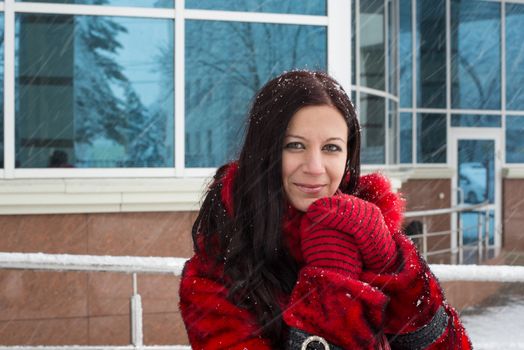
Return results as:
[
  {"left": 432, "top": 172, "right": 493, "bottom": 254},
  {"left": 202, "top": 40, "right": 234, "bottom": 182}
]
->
[{"left": 179, "top": 71, "right": 471, "bottom": 349}]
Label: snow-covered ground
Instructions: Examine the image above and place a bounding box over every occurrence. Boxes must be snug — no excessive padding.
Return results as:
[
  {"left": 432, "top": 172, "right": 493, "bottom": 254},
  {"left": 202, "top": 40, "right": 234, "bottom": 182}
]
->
[{"left": 461, "top": 283, "right": 524, "bottom": 349}]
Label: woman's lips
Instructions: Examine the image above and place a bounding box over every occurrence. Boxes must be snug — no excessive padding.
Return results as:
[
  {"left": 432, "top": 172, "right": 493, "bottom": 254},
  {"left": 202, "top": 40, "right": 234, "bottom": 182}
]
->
[{"left": 295, "top": 183, "right": 326, "bottom": 194}]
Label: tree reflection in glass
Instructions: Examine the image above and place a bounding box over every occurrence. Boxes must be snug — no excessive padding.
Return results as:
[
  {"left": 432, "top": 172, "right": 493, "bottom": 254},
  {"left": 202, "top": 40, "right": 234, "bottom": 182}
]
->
[{"left": 15, "top": 13, "right": 174, "bottom": 168}]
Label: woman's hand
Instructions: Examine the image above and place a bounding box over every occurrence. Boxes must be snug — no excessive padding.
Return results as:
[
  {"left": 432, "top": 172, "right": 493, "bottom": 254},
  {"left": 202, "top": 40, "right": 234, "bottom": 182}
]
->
[
  {"left": 306, "top": 194, "right": 398, "bottom": 273},
  {"left": 299, "top": 213, "right": 362, "bottom": 279}
]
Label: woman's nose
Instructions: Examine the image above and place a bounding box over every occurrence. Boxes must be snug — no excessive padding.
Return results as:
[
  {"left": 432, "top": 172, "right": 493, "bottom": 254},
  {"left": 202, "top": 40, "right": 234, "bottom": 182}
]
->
[{"left": 303, "top": 150, "right": 325, "bottom": 175}]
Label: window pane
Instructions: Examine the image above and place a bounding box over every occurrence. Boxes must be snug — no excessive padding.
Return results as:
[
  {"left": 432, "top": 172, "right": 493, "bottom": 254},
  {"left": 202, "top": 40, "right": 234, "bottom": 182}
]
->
[
  {"left": 186, "top": 21, "right": 326, "bottom": 167},
  {"left": 417, "top": 113, "right": 446, "bottom": 163},
  {"left": 451, "top": 0, "right": 500, "bottom": 110},
  {"left": 185, "top": 0, "right": 326, "bottom": 15},
  {"left": 388, "top": 100, "right": 398, "bottom": 164},
  {"left": 400, "top": 0, "right": 412, "bottom": 107},
  {"left": 352, "top": 0, "right": 356, "bottom": 85},
  {"left": 506, "top": 116, "right": 524, "bottom": 163},
  {"left": 387, "top": 0, "right": 398, "bottom": 96},
  {"left": 360, "top": 93, "right": 385, "bottom": 164},
  {"left": 0, "top": 15, "right": 4, "bottom": 168},
  {"left": 400, "top": 112, "right": 412, "bottom": 163},
  {"left": 16, "top": 14, "right": 174, "bottom": 168},
  {"left": 506, "top": 3, "right": 524, "bottom": 110},
  {"left": 360, "top": 0, "right": 385, "bottom": 91},
  {"left": 416, "top": 0, "right": 446, "bottom": 108},
  {"left": 451, "top": 114, "right": 501, "bottom": 127},
  {"left": 16, "top": 0, "right": 173, "bottom": 7}
]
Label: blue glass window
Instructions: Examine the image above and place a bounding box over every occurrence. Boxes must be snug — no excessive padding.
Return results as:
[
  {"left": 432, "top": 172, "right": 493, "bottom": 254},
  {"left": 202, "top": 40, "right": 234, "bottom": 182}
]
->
[
  {"left": 16, "top": 0, "right": 173, "bottom": 7},
  {"left": 417, "top": 113, "right": 446, "bottom": 163},
  {"left": 185, "top": 21, "right": 326, "bottom": 167},
  {"left": 388, "top": 100, "right": 398, "bottom": 164},
  {"left": 360, "top": 93, "right": 385, "bottom": 164},
  {"left": 387, "top": 0, "right": 398, "bottom": 96},
  {"left": 360, "top": 0, "right": 385, "bottom": 91},
  {"left": 506, "top": 4, "right": 524, "bottom": 110},
  {"left": 400, "top": 0, "right": 412, "bottom": 108},
  {"left": 506, "top": 116, "right": 524, "bottom": 163},
  {"left": 400, "top": 112, "right": 412, "bottom": 163},
  {"left": 15, "top": 14, "right": 174, "bottom": 168},
  {"left": 451, "top": 114, "right": 501, "bottom": 127},
  {"left": 416, "top": 0, "right": 446, "bottom": 108},
  {"left": 185, "top": 0, "right": 326, "bottom": 15},
  {"left": 451, "top": 0, "right": 500, "bottom": 110},
  {"left": 352, "top": 0, "right": 356, "bottom": 85},
  {"left": 0, "top": 15, "right": 3, "bottom": 168}
]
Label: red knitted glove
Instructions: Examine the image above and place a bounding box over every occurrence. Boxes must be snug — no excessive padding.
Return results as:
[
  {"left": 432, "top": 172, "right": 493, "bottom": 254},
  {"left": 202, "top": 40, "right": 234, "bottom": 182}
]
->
[
  {"left": 307, "top": 194, "right": 398, "bottom": 273},
  {"left": 300, "top": 214, "right": 362, "bottom": 279}
]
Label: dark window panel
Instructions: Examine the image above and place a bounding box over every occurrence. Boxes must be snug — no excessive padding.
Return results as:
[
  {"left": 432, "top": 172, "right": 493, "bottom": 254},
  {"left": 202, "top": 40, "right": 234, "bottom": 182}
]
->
[
  {"left": 360, "top": 0, "right": 386, "bottom": 91},
  {"left": 0, "top": 15, "right": 4, "bottom": 168},
  {"left": 417, "top": 113, "right": 446, "bottom": 163},
  {"left": 451, "top": 114, "right": 501, "bottom": 128},
  {"left": 400, "top": 0, "right": 413, "bottom": 108},
  {"left": 506, "top": 3, "right": 524, "bottom": 111},
  {"left": 416, "top": 0, "right": 446, "bottom": 108},
  {"left": 400, "top": 112, "right": 412, "bottom": 163},
  {"left": 451, "top": 0, "right": 501, "bottom": 110},
  {"left": 506, "top": 116, "right": 524, "bottom": 163},
  {"left": 15, "top": 14, "right": 174, "bottom": 168},
  {"left": 185, "top": 20, "right": 326, "bottom": 168},
  {"left": 360, "top": 93, "right": 385, "bottom": 164}
]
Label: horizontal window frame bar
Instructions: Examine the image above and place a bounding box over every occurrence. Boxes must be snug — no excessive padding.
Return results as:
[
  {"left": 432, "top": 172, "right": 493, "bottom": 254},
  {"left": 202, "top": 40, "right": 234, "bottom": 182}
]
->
[
  {"left": 399, "top": 108, "right": 524, "bottom": 116},
  {"left": 351, "top": 85, "right": 399, "bottom": 102},
  {"left": 11, "top": 168, "right": 177, "bottom": 178},
  {"left": 184, "top": 9, "right": 328, "bottom": 26},
  {"left": 13, "top": 2, "right": 175, "bottom": 18},
  {"left": 9, "top": 3, "right": 330, "bottom": 25}
]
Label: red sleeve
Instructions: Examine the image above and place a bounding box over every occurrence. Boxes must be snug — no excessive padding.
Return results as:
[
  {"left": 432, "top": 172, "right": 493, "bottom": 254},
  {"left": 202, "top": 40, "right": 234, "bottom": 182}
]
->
[
  {"left": 179, "top": 255, "right": 272, "bottom": 350},
  {"left": 360, "top": 232, "right": 472, "bottom": 349},
  {"left": 283, "top": 266, "right": 389, "bottom": 349}
]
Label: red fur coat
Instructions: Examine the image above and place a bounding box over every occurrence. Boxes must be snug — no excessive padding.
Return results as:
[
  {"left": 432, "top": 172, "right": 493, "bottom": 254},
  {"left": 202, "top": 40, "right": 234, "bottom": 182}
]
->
[{"left": 179, "top": 165, "right": 472, "bottom": 349}]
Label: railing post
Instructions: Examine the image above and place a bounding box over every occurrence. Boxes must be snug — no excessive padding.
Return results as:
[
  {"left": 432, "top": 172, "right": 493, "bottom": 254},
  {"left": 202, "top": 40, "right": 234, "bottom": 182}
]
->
[
  {"left": 484, "top": 209, "right": 490, "bottom": 252},
  {"left": 477, "top": 212, "right": 484, "bottom": 264},
  {"left": 458, "top": 213, "right": 464, "bottom": 264},
  {"left": 422, "top": 217, "right": 428, "bottom": 261},
  {"left": 131, "top": 273, "right": 143, "bottom": 347}
]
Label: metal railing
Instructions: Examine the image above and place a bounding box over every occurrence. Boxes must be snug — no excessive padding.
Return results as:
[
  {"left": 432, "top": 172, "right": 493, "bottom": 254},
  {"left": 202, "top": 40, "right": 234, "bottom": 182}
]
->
[
  {"left": 0, "top": 253, "right": 189, "bottom": 350},
  {"left": 405, "top": 202, "right": 493, "bottom": 264}
]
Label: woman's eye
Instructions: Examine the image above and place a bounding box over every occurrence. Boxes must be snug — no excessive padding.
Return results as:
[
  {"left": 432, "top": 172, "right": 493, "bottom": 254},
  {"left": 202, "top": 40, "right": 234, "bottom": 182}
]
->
[
  {"left": 284, "top": 142, "right": 304, "bottom": 150},
  {"left": 323, "top": 144, "right": 342, "bottom": 152}
]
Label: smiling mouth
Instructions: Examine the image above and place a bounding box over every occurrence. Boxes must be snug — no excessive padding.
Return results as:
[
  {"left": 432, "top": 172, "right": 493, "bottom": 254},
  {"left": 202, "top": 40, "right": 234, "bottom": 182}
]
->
[{"left": 294, "top": 183, "right": 326, "bottom": 194}]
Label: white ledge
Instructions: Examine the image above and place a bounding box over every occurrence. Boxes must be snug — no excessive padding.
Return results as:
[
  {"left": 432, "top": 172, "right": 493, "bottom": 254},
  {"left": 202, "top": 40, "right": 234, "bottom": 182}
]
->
[
  {"left": 502, "top": 167, "right": 524, "bottom": 179},
  {"left": 0, "top": 178, "right": 211, "bottom": 215}
]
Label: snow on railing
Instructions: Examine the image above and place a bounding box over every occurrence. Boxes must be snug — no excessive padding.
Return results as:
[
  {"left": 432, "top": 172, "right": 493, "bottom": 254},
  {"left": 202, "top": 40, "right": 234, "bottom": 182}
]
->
[
  {"left": 0, "top": 252, "right": 187, "bottom": 275},
  {"left": 1, "top": 252, "right": 524, "bottom": 282},
  {"left": 1, "top": 252, "right": 524, "bottom": 350}
]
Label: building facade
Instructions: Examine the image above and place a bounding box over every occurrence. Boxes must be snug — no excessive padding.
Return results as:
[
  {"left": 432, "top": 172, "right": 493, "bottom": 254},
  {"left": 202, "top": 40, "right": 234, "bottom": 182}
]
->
[{"left": 1, "top": 0, "right": 524, "bottom": 346}]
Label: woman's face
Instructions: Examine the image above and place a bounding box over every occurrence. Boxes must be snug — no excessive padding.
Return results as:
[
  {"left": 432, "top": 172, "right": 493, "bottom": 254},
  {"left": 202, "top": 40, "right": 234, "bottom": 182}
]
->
[{"left": 282, "top": 105, "right": 348, "bottom": 212}]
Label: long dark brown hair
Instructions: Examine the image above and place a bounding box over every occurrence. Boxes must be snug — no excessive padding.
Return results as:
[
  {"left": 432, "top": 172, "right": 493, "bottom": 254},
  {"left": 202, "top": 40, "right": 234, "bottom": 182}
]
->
[{"left": 191, "top": 70, "right": 361, "bottom": 347}]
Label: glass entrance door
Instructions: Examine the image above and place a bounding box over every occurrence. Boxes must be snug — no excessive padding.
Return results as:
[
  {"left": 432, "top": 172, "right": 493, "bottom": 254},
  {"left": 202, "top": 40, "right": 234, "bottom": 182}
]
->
[
  {"left": 452, "top": 132, "right": 501, "bottom": 263},
  {"left": 457, "top": 140, "right": 495, "bottom": 263}
]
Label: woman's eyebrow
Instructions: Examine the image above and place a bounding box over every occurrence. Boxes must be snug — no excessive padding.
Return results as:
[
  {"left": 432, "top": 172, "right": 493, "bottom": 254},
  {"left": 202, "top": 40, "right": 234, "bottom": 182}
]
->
[
  {"left": 284, "top": 135, "right": 346, "bottom": 142},
  {"left": 284, "top": 134, "right": 306, "bottom": 139},
  {"left": 325, "top": 137, "right": 346, "bottom": 142}
]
